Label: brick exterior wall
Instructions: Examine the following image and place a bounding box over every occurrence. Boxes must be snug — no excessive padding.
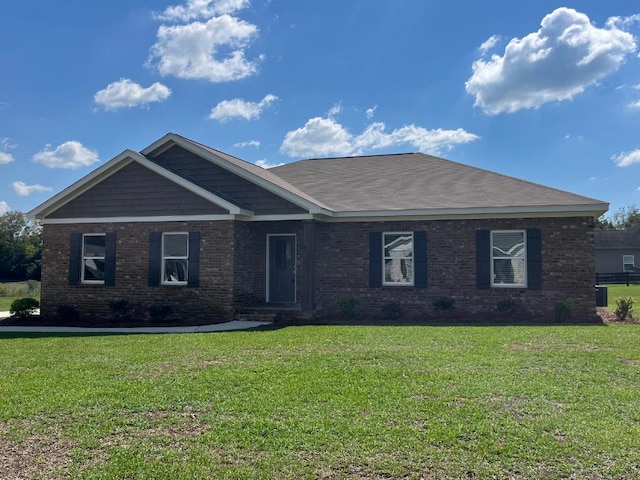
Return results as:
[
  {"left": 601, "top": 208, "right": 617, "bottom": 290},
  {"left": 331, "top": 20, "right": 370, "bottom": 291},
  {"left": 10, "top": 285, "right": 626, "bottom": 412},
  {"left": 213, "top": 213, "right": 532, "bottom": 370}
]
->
[
  {"left": 41, "top": 216, "right": 597, "bottom": 324},
  {"left": 41, "top": 221, "right": 237, "bottom": 324},
  {"left": 311, "top": 216, "right": 596, "bottom": 320}
]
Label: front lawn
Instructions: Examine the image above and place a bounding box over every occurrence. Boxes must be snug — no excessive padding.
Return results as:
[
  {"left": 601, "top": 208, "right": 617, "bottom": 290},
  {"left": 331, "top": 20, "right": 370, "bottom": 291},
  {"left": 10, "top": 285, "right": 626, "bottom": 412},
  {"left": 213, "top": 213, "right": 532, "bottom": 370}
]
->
[
  {"left": 604, "top": 283, "right": 640, "bottom": 311},
  {"left": 1, "top": 325, "right": 639, "bottom": 479}
]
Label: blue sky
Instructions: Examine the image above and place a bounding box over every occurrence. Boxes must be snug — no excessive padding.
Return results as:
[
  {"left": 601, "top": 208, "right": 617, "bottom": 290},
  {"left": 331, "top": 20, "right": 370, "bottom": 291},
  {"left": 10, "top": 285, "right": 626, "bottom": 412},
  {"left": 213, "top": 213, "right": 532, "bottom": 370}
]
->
[{"left": 1, "top": 0, "right": 639, "bottom": 217}]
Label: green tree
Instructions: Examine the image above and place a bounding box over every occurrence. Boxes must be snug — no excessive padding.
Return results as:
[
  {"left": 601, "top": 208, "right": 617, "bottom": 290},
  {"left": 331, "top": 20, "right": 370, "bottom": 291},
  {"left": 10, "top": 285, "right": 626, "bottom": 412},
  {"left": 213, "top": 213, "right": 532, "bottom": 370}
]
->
[
  {"left": 596, "top": 205, "right": 640, "bottom": 230},
  {"left": 0, "top": 211, "right": 42, "bottom": 280}
]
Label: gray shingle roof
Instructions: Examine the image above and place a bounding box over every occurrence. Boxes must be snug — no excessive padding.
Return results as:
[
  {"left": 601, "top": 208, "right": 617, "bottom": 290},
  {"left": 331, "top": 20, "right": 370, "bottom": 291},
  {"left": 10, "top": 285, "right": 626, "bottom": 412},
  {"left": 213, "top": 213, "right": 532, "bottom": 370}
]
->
[
  {"left": 271, "top": 152, "right": 606, "bottom": 213},
  {"left": 594, "top": 225, "right": 640, "bottom": 249}
]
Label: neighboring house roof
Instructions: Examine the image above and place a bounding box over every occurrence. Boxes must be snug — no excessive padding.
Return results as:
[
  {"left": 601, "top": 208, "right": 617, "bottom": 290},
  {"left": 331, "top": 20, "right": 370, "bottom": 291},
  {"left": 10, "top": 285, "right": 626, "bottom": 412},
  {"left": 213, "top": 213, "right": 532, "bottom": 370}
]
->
[
  {"left": 594, "top": 225, "right": 640, "bottom": 249},
  {"left": 29, "top": 133, "right": 609, "bottom": 222}
]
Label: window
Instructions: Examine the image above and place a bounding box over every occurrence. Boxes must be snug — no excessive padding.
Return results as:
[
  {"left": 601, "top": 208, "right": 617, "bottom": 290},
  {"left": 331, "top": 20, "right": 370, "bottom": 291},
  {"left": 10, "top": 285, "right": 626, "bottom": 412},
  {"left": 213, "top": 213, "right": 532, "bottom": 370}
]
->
[
  {"left": 623, "top": 255, "right": 635, "bottom": 272},
  {"left": 491, "top": 231, "right": 526, "bottom": 288},
  {"left": 383, "top": 232, "right": 413, "bottom": 285},
  {"left": 81, "top": 234, "right": 106, "bottom": 283},
  {"left": 162, "top": 233, "right": 189, "bottom": 284}
]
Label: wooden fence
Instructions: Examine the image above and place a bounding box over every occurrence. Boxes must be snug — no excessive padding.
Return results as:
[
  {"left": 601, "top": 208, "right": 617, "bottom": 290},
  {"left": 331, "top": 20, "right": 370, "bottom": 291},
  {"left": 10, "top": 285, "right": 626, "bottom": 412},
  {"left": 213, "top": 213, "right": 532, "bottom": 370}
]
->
[{"left": 595, "top": 272, "right": 640, "bottom": 286}]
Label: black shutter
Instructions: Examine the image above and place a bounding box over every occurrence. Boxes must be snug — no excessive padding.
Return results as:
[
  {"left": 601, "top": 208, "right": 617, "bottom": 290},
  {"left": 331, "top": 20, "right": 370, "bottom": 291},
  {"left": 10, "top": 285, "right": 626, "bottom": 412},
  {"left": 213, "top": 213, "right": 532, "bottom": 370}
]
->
[
  {"left": 527, "top": 229, "right": 542, "bottom": 290},
  {"left": 369, "top": 232, "right": 382, "bottom": 288},
  {"left": 414, "top": 231, "right": 427, "bottom": 288},
  {"left": 104, "top": 232, "right": 116, "bottom": 286},
  {"left": 148, "top": 232, "right": 162, "bottom": 287},
  {"left": 188, "top": 232, "right": 200, "bottom": 288},
  {"left": 476, "top": 230, "right": 491, "bottom": 289},
  {"left": 69, "top": 232, "right": 82, "bottom": 285}
]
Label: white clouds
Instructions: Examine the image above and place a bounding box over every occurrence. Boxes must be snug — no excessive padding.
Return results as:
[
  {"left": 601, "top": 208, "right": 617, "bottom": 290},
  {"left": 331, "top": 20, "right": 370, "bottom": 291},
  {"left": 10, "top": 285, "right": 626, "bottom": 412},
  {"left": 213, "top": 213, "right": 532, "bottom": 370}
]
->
[
  {"left": 612, "top": 149, "right": 640, "bottom": 167},
  {"left": 234, "top": 140, "right": 260, "bottom": 148},
  {"left": 33, "top": 141, "right": 99, "bottom": 169},
  {"left": 479, "top": 35, "right": 500, "bottom": 54},
  {"left": 155, "top": 0, "right": 249, "bottom": 22},
  {"left": 209, "top": 94, "right": 278, "bottom": 122},
  {"left": 466, "top": 7, "right": 637, "bottom": 115},
  {"left": 0, "top": 138, "right": 16, "bottom": 164},
  {"left": 94, "top": 78, "right": 171, "bottom": 110},
  {"left": 12, "top": 181, "right": 52, "bottom": 197},
  {"left": 366, "top": 105, "right": 377, "bottom": 119},
  {"left": 148, "top": 0, "right": 262, "bottom": 83},
  {"left": 255, "top": 159, "right": 284, "bottom": 169},
  {"left": 281, "top": 114, "right": 479, "bottom": 158},
  {"left": 0, "top": 201, "right": 9, "bottom": 214},
  {"left": 0, "top": 152, "right": 13, "bottom": 164}
]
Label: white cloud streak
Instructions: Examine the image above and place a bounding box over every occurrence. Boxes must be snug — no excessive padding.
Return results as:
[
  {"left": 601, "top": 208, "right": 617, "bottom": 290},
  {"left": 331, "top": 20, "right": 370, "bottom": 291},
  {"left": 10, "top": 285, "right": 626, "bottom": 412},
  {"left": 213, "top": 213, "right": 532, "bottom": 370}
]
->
[
  {"left": 209, "top": 94, "right": 278, "bottom": 122},
  {"left": 33, "top": 141, "right": 99, "bottom": 169},
  {"left": 366, "top": 105, "right": 377, "bottom": 119},
  {"left": 94, "top": 79, "right": 171, "bottom": 110},
  {"left": 255, "top": 159, "right": 284, "bottom": 169},
  {"left": 479, "top": 35, "right": 500, "bottom": 54},
  {"left": 234, "top": 140, "right": 261, "bottom": 148},
  {"left": 12, "top": 181, "right": 53, "bottom": 197},
  {"left": 466, "top": 7, "right": 637, "bottom": 114},
  {"left": 281, "top": 115, "right": 479, "bottom": 158},
  {"left": 0, "top": 152, "right": 14, "bottom": 164},
  {"left": 612, "top": 149, "right": 640, "bottom": 167},
  {"left": 155, "top": 0, "right": 249, "bottom": 22}
]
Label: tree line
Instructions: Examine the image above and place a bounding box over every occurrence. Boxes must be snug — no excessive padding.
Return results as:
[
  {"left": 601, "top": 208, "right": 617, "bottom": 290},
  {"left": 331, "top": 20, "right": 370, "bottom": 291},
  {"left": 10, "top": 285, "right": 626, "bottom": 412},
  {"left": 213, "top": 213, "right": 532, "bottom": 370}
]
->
[
  {"left": 0, "top": 211, "right": 42, "bottom": 281},
  {"left": 0, "top": 205, "right": 638, "bottom": 282}
]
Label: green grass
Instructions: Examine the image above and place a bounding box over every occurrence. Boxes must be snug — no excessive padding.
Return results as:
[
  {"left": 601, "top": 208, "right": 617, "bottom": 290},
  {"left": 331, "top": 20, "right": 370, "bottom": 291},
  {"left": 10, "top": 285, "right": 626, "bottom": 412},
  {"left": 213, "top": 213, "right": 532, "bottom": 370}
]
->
[
  {"left": 1, "top": 325, "right": 640, "bottom": 479},
  {"left": 604, "top": 283, "right": 640, "bottom": 311}
]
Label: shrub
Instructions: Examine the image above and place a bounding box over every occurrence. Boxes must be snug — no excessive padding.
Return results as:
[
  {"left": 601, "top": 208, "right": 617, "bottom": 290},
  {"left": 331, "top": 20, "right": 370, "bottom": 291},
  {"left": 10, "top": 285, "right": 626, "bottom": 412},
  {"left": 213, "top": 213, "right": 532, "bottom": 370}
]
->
[
  {"left": 554, "top": 300, "right": 573, "bottom": 322},
  {"left": 56, "top": 304, "right": 80, "bottom": 322},
  {"left": 381, "top": 302, "right": 403, "bottom": 320},
  {"left": 148, "top": 304, "right": 174, "bottom": 324},
  {"left": 497, "top": 299, "right": 518, "bottom": 316},
  {"left": 432, "top": 296, "right": 456, "bottom": 313},
  {"left": 10, "top": 297, "right": 40, "bottom": 318},
  {"left": 338, "top": 296, "right": 361, "bottom": 320},
  {"left": 26, "top": 280, "right": 40, "bottom": 295},
  {"left": 614, "top": 297, "right": 634, "bottom": 321},
  {"left": 108, "top": 299, "right": 133, "bottom": 322}
]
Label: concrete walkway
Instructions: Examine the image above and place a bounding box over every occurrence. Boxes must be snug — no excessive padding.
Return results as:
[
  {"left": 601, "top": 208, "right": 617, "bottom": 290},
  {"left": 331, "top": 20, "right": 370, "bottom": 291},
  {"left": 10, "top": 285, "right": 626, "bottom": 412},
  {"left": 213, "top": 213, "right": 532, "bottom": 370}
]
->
[{"left": 0, "top": 311, "right": 271, "bottom": 334}]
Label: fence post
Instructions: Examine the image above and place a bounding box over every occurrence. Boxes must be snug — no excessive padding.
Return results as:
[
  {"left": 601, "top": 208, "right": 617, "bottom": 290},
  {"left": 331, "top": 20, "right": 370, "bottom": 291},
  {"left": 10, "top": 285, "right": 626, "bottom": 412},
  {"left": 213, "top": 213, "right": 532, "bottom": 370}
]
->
[{"left": 626, "top": 271, "right": 630, "bottom": 286}]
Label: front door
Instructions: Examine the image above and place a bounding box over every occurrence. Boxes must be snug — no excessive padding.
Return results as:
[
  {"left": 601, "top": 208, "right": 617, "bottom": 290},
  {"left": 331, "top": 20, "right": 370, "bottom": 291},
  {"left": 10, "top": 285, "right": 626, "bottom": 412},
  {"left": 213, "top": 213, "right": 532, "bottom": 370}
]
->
[{"left": 268, "top": 235, "right": 296, "bottom": 303}]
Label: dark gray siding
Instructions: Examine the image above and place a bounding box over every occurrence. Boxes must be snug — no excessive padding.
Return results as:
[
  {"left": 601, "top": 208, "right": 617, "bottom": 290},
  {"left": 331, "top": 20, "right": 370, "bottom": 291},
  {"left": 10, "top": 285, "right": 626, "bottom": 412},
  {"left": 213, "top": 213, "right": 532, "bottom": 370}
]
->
[
  {"left": 48, "top": 162, "right": 228, "bottom": 218},
  {"left": 596, "top": 248, "right": 640, "bottom": 273},
  {"left": 150, "top": 146, "right": 307, "bottom": 215}
]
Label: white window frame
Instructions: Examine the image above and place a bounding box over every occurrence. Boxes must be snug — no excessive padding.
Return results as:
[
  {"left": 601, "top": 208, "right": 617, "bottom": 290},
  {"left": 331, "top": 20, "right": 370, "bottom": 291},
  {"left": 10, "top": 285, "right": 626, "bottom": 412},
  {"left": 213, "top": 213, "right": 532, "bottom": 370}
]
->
[
  {"left": 623, "top": 255, "right": 635, "bottom": 272},
  {"left": 81, "top": 233, "right": 106, "bottom": 284},
  {"left": 382, "top": 232, "right": 414, "bottom": 286},
  {"left": 161, "top": 232, "right": 189, "bottom": 286},
  {"left": 491, "top": 230, "right": 527, "bottom": 288}
]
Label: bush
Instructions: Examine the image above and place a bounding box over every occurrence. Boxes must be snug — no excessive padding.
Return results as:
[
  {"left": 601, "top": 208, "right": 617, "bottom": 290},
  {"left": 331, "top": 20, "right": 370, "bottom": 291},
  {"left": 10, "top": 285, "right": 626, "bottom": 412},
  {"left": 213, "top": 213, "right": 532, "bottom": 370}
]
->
[
  {"left": 614, "top": 297, "right": 634, "bottom": 321},
  {"left": 554, "top": 300, "right": 573, "bottom": 322},
  {"left": 381, "top": 302, "right": 403, "bottom": 320},
  {"left": 56, "top": 304, "right": 80, "bottom": 322},
  {"left": 10, "top": 297, "right": 40, "bottom": 318},
  {"left": 432, "top": 296, "right": 456, "bottom": 313},
  {"left": 148, "top": 304, "right": 174, "bottom": 324},
  {"left": 338, "top": 296, "right": 361, "bottom": 320},
  {"left": 108, "top": 299, "right": 133, "bottom": 322},
  {"left": 497, "top": 299, "right": 518, "bottom": 316}
]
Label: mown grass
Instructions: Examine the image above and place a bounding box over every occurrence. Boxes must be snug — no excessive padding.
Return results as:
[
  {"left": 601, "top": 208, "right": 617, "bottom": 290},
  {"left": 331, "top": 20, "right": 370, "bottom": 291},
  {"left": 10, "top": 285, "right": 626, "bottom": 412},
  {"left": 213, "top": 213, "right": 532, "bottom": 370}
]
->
[
  {"left": 0, "top": 280, "right": 40, "bottom": 311},
  {"left": 604, "top": 283, "right": 640, "bottom": 311},
  {"left": 1, "top": 325, "right": 639, "bottom": 479}
]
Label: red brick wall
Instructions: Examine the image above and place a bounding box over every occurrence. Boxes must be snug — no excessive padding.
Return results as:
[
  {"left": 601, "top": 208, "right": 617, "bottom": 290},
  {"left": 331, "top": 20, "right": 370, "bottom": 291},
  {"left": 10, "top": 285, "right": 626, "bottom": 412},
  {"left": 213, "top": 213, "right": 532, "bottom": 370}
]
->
[
  {"left": 41, "top": 216, "right": 597, "bottom": 323},
  {"left": 41, "top": 221, "right": 237, "bottom": 323},
  {"left": 312, "top": 217, "right": 596, "bottom": 320}
]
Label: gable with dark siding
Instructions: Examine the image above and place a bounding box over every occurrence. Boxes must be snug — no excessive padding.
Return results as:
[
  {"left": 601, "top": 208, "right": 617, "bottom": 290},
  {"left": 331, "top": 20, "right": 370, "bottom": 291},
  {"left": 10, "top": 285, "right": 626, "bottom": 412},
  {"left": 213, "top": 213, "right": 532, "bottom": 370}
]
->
[
  {"left": 150, "top": 145, "right": 308, "bottom": 215},
  {"left": 49, "top": 162, "right": 228, "bottom": 218}
]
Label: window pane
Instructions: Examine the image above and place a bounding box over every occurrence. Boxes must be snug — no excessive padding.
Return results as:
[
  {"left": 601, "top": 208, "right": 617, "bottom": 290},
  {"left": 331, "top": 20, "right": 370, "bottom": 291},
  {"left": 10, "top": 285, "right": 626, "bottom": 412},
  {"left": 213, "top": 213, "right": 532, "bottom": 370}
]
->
[
  {"left": 164, "top": 259, "right": 188, "bottom": 282},
  {"left": 163, "top": 234, "right": 188, "bottom": 257},
  {"left": 385, "top": 258, "right": 413, "bottom": 283},
  {"left": 384, "top": 234, "right": 413, "bottom": 258},
  {"left": 83, "top": 258, "right": 105, "bottom": 281},
  {"left": 492, "top": 232, "right": 524, "bottom": 258},
  {"left": 84, "top": 235, "right": 105, "bottom": 257}
]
